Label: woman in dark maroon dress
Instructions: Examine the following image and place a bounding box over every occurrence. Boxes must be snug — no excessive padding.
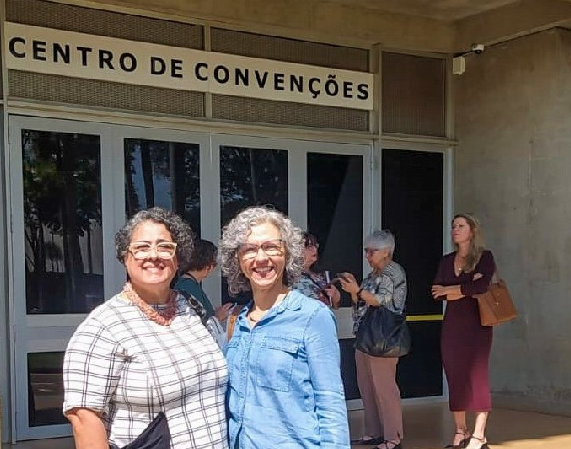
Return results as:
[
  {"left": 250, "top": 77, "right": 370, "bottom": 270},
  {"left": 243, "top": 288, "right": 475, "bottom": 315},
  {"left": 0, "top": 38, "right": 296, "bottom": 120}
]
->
[{"left": 432, "top": 214, "right": 495, "bottom": 449}]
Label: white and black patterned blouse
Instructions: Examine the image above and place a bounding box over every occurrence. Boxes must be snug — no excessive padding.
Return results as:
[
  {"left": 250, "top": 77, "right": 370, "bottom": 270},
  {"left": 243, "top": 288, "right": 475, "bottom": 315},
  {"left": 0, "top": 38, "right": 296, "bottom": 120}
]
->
[
  {"left": 352, "top": 260, "right": 407, "bottom": 334},
  {"left": 63, "top": 293, "right": 229, "bottom": 449}
]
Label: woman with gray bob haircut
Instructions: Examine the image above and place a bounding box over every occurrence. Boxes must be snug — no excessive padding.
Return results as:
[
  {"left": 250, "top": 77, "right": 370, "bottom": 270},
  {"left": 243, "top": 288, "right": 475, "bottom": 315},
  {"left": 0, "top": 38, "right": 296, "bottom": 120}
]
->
[
  {"left": 339, "top": 229, "right": 407, "bottom": 449},
  {"left": 221, "top": 206, "right": 350, "bottom": 448},
  {"left": 219, "top": 206, "right": 304, "bottom": 295},
  {"left": 63, "top": 207, "right": 229, "bottom": 449}
]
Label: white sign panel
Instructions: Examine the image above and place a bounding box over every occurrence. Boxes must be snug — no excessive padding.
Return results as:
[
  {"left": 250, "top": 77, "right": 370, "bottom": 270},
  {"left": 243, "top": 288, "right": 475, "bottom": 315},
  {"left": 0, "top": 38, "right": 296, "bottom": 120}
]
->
[{"left": 5, "top": 22, "right": 374, "bottom": 110}]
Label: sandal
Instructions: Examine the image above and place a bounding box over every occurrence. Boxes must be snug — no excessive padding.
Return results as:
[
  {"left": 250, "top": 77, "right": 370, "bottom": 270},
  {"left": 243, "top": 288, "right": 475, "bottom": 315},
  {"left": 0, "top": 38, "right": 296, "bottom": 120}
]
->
[
  {"left": 444, "top": 430, "right": 471, "bottom": 448},
  {"left": 465, "top": 435, "right": 489, "bottom": 449},
  {"left": 351, "top": 436, "right": 384, "bottom": 445},
  {"left": 374, "top": 440, "right": 402, "bottom": 449}
]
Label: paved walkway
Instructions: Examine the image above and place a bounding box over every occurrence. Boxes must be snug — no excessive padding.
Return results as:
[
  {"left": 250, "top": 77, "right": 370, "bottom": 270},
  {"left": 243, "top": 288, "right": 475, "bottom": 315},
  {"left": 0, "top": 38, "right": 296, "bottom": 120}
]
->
[{"left": 5, "top": 402, "right": 571, "bottom": 448}]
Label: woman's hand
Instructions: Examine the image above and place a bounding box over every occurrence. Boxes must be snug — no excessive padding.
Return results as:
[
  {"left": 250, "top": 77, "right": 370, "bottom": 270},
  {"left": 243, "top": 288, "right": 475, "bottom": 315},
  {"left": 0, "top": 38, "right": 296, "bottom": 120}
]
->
[
  {"left": 324, "top": 285, "right": 341, "bottom": 309},
  {"left": 215, "top": 303, "right": 233, "bottom": 322},
  {"left": 67, "top": 407, "right": 108, "bottom": 449},
  {"left": 431, "top": 284, "right": 449, "bottom": 299},
  {"left": 338, "top": 272, "right": 360, "bottom": 295}
]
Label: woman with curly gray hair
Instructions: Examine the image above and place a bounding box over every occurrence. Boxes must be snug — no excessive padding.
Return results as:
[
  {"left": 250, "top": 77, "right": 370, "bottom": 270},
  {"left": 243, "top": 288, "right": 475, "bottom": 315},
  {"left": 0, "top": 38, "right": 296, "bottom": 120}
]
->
[
  {"left": 63, "top": 207, "right": 229, "bottom": 449},
  {"left": 220, "top": 206, "right": 350, "bottom": 449}
]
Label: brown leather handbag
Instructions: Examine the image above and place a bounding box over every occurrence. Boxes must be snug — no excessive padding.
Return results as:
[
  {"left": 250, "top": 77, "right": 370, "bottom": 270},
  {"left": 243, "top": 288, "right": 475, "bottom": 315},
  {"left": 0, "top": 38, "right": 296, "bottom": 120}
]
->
[{"left": 475, "top": 275, "right": 517, "bottom": 326}]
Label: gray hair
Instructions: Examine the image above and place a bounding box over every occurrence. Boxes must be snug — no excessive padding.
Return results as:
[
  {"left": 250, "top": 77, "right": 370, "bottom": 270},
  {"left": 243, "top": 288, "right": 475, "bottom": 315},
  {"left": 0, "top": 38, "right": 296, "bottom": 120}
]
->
[
  {"left": 115, "top": 207, "right": 194, "bottom": 269},
  {"left": 364, "top": 230, "right": 395, "bottom": 256},
  {"left": 219, "top": 206, "right": 304, "bottom": 295}
]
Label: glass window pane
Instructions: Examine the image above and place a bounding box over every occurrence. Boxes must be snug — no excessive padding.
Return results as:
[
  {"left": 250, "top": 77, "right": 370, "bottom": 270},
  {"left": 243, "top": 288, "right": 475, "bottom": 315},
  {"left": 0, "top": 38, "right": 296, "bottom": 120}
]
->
[
  {"left": 124, "top": 139, "right": 201, "bottom": 234},
  {"left": 27, "top": 352, "right": 66, "bottom": 427},
  {"left": 220, "top": 146, "right": 288, "bottom": 303},
  {"left": 307, "top": 152, "right": 363, "bottom": 308},
  {"left": 23, "top": 130, "right": 103, "bottom": 314},
  {"left": 219, "top": 146, "right": 288, "bottom": 226}
]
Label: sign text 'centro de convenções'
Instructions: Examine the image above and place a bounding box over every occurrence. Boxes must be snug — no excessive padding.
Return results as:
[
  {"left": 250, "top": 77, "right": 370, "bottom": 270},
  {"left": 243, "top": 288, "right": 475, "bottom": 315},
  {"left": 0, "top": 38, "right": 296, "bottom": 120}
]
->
[{"left": 5, "top": 22, "right": 374, "bottom": 111}]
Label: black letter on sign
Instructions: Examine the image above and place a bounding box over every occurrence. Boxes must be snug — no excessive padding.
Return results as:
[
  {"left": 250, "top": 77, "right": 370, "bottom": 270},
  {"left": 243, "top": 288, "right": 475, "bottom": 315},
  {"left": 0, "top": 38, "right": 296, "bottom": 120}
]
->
[
  {"left": 195, "top": 62, "right": 208, "bottom": 81},
  {"left": 76, "top": 47, "right": 93, "bottom": 66},
  {"left": 9, "top": 37, "right": 26, "bottom": 58},
  {"left": 235, "top": 68, "right": 249, "bottom": 86},
  {"left": 53, "top": 43, "right": 70, "bottom": 63},
  {"left": 274, "top": 73, "right": 285, "bottom": 91},
  {"left": 32, "top": 40, "right": 47, "bottom": 61},
  {"left": 214, "top": 65, "right": 230, "bottom": 84},
  {"left": 99, "top": 50, "right": 114, "bottom": 69},
  {"left": 150, "top": 57, "right": 166, "bottom": 75},
  {"left": 119, "top": 53, "right": 137, "bottom": 72},
  {"left": 357, "top": 83, "right": 369, "bottom": 100},
  {"left": 171, "top": 59, "right": 183, "bottom": 78}
]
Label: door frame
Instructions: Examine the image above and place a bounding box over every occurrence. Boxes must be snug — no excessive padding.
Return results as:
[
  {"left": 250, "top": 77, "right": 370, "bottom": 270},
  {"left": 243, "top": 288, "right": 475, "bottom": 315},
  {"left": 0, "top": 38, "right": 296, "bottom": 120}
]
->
[{"left": 8, "top": 115, "right": 123, "bottom": 439}]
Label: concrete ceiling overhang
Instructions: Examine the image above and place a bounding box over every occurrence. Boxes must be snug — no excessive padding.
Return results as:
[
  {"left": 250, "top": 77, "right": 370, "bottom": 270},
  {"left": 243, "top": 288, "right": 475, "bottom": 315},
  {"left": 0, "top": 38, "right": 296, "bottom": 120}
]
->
[
  {"left": 323, "top": 0, "right": 520, "bottom": 22},
  {"left": 53, "top": 0, "right": 571, "bottom": 53}
]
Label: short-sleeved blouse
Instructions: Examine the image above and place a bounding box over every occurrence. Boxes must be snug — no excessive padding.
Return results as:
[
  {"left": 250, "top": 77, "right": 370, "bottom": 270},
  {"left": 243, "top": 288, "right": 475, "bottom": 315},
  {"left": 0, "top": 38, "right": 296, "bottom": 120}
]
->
[
  {"left": 352, "top": 260, "right": 407, "bottom": 334},
  {"left": 63, "top": 293, "right": 229, "bottom": 449},
  {"left": 293, "top": 271, "right": 330, "bottom": 306}
]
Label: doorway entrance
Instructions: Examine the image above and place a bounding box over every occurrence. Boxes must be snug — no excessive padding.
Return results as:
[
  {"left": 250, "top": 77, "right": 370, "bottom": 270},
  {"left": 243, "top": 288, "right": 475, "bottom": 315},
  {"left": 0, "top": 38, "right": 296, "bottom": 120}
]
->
[{"left": 7, "top": 116, "right": 373, "bottom": 440}]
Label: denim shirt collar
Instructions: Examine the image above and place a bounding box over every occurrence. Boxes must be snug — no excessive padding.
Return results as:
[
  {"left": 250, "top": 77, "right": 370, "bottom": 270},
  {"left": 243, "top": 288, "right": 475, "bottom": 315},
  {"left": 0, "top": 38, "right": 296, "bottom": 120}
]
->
[{"left": 238, "top": 289, "right": 302, "bottom": 326}]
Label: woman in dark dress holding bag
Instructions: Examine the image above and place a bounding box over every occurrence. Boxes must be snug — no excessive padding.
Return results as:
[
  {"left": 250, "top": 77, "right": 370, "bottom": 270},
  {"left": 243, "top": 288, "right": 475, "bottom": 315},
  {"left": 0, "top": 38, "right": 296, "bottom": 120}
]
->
[
  {"left": 432, "top": 213, "right": 496, "bottom": 449},
  {"left": 339, "top": 230, "right": 407, "bottom": 449}
]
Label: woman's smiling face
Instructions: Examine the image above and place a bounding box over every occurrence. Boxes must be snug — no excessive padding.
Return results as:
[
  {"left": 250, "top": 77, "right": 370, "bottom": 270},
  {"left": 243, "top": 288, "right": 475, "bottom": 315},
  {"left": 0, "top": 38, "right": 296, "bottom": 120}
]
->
[
  {"left": 124, "top": 220, "right": 178, "bottom": 289},
  {"left": 238, "top": 222, "right": 285, "bottom": 293}
]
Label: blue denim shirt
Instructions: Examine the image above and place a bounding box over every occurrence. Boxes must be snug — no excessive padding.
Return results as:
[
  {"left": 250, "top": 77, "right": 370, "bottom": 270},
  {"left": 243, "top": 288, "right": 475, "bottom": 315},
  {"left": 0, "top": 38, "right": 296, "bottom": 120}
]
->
[{"left": 225, "top": 290, "right": 350, "bottom": 449}]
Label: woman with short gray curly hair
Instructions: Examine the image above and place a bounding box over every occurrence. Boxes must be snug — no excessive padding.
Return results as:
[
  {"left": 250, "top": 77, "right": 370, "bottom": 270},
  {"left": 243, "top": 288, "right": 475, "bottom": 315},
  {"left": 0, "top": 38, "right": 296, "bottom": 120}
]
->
[
  {"left": 219, "top": 206, "right": 304, "bottom": 294},
  {"left": 221, "top": 206, "right": 350, "bottom": 449},
  {"left": 63, "top": 207, "right": 229, "bottom": 449}
]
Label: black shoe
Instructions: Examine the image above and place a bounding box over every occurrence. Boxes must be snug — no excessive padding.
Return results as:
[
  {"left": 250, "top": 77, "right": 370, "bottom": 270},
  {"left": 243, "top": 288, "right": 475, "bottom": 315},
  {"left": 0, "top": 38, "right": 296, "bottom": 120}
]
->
[{"left": 351, "top": 436, "right": 384, "bottom": 445}]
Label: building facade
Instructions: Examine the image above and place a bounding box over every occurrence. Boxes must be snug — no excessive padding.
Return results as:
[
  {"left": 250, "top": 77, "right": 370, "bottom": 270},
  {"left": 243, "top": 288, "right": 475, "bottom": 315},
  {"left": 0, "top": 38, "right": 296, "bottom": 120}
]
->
[{"left": 0, "top": 0, "right": 570, "bottom": 443}]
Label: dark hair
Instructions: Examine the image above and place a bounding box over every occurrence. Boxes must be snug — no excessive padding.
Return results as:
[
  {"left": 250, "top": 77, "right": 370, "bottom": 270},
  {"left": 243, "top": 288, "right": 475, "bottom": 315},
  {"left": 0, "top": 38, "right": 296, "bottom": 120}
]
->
[
  {"left": 115, "top": 207, "right": 194, "bottom": 269},
  {"left": 304, "top": 232, "right": 319, "bottom": 248},
  {"left": 182, "top": 239, "right": 218, "bottom": 273}
]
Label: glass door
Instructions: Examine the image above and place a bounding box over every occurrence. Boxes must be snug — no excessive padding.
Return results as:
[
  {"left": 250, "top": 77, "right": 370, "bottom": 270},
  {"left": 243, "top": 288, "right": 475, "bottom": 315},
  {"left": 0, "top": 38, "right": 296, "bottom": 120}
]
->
[{"left": 9, "top": 116, "right": 120, "bottom": 440}]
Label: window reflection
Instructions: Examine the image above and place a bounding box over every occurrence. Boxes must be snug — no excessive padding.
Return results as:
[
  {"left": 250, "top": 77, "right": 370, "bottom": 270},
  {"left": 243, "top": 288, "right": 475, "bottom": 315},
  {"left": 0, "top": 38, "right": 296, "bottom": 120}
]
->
[
  {"left": 220, "top": 146, "right": 288, "bottom": 226},
  {"left": 125, "top": 139, "right": 201, "bottom": 234},
  {"left": 27, "top": 352, "right": 67, "bottom": 427},
  {"left": 23, "top": 130, "right": 103, "bottom": 314},
  {"left": 307, "top": 152, "right": 363, "bottom": 306}
]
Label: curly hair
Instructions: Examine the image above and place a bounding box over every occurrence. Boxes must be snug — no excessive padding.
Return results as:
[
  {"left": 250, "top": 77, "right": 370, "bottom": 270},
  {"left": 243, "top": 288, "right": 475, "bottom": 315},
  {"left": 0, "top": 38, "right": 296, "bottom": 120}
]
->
[
  {"left": 219, "top": 206, "right": 304, "bottom": 295},
  {"left": 115, "top": 207, "right": 194, "bottom": 270},
  {"left": 453, "top": 213, "right": 486, "bottom": 273}
]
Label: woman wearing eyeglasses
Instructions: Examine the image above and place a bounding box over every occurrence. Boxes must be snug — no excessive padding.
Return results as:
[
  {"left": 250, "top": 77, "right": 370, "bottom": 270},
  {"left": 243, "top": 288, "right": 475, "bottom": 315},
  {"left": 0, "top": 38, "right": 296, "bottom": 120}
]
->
[
  {"left": 293, "top": 232, "right": 342, "bottom": 308},
  {"left": 63, "top": 208, "right": 229, "bottom": 449},
  {"left": 220, "top": 206, "right": 350, "bottom": 449},
  {"left": 338, "top": 230, "right": 407, "bottom": 449}
]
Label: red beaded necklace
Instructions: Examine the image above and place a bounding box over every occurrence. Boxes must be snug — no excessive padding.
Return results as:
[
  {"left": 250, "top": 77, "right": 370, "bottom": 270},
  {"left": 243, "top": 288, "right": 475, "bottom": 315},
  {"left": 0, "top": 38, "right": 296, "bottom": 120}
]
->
[{"left": 121, "top": 282, "right": 178, "bottom": 326}]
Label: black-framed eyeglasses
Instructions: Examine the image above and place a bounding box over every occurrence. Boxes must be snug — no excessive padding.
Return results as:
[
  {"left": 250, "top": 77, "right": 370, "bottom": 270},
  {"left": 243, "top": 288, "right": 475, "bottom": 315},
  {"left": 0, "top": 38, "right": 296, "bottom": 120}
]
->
[{"left": 238, "top": 239, "right": 284, "bottom": 260}]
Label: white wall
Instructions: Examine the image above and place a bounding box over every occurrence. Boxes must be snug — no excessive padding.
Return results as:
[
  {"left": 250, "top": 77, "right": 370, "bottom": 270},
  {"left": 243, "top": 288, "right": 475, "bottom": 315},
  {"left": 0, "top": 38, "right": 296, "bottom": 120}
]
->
[{"left": 454, "top": 28, "right": 571, "bottom": 414}]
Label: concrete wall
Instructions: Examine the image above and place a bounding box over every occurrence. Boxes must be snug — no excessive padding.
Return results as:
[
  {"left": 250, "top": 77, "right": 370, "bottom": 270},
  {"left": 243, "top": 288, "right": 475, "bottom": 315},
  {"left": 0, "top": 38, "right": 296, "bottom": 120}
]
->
[{"left": 454, "top": 28, "right": 571, "bottom": 415}]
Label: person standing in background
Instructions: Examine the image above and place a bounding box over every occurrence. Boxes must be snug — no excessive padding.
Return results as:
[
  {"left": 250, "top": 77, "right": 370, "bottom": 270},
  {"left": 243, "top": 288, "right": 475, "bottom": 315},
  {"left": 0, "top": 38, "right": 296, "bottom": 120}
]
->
[
  {"left": 293, "top": 232, "right": 341, "bottom": 308},
  {"left": 339, "top": 230, "right": 406, "bottom": 449},
  {"left": 432, "top": 213, "right": 495, "bottom": 449},
  {"left": 175, "top": 239, "right": 232, "bottom": 323}
]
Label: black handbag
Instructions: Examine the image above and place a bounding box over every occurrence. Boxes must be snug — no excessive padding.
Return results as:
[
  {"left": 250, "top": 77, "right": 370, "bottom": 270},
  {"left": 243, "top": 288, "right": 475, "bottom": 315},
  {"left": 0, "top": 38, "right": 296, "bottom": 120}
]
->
[
  {"left": 354, "top": 300, "right": 411, "bottom": 358},
  {"left": 109, "top": 412, "right": 170, "bottom": 449}
]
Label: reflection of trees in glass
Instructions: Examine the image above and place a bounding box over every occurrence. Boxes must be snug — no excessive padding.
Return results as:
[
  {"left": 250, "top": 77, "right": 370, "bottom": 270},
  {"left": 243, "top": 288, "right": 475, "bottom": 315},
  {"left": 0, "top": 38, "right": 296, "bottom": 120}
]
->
[
  {"left": 125, "top": 140, "right": 201, "bottom": 235},
  {"left": 23, "top": 130, "right": 102, "bottom": 313},
  {"left": 220, "top": 146, "right": 288, "bottom": 225}
]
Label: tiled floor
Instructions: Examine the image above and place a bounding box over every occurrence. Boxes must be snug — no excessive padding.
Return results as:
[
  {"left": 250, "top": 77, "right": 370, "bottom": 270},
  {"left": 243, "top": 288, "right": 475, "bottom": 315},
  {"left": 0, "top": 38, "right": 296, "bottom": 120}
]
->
[{"left": 5, "top": 402, "right": 571, "bottom": 448}]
